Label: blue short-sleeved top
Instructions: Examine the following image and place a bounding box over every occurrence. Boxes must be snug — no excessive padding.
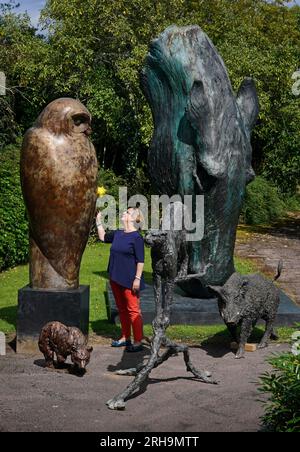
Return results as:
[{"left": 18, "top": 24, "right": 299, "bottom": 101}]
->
[{"left": 103, "top": 229, "right": 145, "bottom": 291}]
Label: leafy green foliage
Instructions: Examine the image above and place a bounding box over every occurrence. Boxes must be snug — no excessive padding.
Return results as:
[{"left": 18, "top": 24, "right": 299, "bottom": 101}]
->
[
  {"left": 192, "top": 1, "right": 300, "bottom": 194},
  {"left": 285, "top": 193, "right": 300, "bottom": 211},
  {"left": 97, "top": 165, "right": 152, "bottom": 208},
  {"left": 242, "top": 176, "right": 284, "bottom": 225},
  {"left": 97, "top": 168, "right": 126, "bottom": 203},
  {"left": 259, "top": 346, "right": 300, "bottom": 432},
  {"left": 0, "top": 94, "right": 19, "bottom": 147},
  {"left": 1, "top": 0, "right": 299, "bottom": 192},
  {"left": 0, "top": 142, "right": 29, "bottom": 271},
  {"left": 0, "top": 2, "right": 48, "bottom": 133}
]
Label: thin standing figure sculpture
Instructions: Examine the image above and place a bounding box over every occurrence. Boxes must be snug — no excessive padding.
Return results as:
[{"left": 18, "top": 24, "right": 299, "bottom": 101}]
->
[{"left": 106, "top": 202, "right": 217, "bottom": 411}]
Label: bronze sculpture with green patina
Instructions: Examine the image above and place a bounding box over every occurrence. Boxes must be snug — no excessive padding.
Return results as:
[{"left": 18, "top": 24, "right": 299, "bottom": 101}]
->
[{"left": 141, "top": 25, "right": 259, "bottom": 297}]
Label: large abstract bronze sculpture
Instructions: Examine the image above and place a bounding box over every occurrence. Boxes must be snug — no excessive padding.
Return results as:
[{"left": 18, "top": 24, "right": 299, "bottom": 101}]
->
[
  {"left": 21, "top": 98, "right": 98, "bottom": 290},
  {"left": 141, "top": 25, "right": 259, "bottom": 297}
]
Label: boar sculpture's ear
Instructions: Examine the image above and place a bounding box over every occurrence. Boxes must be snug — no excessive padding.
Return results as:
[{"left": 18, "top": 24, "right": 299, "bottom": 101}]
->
[
  {"left": 240, "top": 280, "right": 249, "bottom": 298},
  {"left": 87, "top": 346, "right": 93, "bottom": 353},
  {"left": 208, "top": 285, "right": 225, "bottom": 299}
]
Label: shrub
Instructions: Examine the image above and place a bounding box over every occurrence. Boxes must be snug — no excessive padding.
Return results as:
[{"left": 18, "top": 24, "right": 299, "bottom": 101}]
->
[
  {"left": 126, "top": 164, "right": 152, "bottom": 203},
  {"left": 0, "top": 95, "right": 20, "bottom": 148},
  {"left": 258, "top": 330, "right": 300, "bottom": 432},
  {"left": 285, "top": 192, "right": 300, "bottom": 212},
  {"left": 91, "top": 166, "right": 152, "bottom": 242},
  {"left": 89, "top": 167, "right": 127, "bottom": 243},
  {"left": 97, "top": 167, "right": 126, "bottom": 204},
  {"left": 241, "top": 176, "right": 284, "bottom": 225},
  {"left": 97, "top": 165, "right": 152, "bottom": 203},
  {"left": 0, "top": 143, "right": 29, "bottom": 271}
]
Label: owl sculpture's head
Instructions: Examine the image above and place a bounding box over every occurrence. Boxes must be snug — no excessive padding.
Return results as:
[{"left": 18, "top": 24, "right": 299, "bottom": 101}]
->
[{"left": 35, "top": 98, "right": 92, "bottom": 137}]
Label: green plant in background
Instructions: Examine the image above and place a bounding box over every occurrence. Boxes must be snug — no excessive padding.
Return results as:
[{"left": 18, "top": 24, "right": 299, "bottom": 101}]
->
[
  {"left": 0, "top": 142, "right": 29, "bottom": 271},
  {"left": 291, "top": 331, "right": 300, "bottom": 357},
  {"left": 241, "top": 176, "right": 284, "bottom": 225},
  {"left": 97, "top": 168, "right": 126, "bottom": 203},
  {"left": 259, "top": 328, "right": 300, "bottom": 432},
  {"left": 285, "top": 192, "right": 300, "bottom": 211},
  {"left": 0, "top": 95, "right": 19, "bottom": 148},
  {"left": 1, "top": 0, "right": 300, "bottom": 194}
]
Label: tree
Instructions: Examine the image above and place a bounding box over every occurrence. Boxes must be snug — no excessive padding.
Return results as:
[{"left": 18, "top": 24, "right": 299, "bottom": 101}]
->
[
  {"left": 1, "top": 0, "right": 299, "bottom": 191},
  {"left": 0, "top": 1, "right": 48, "bottom": 140}
]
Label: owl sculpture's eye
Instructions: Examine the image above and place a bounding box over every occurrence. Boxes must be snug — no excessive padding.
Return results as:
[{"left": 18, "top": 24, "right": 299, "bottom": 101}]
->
[
  {"left": 72, "top": 113, "right": 91, "bottom": 135},
  {"left": 73, "top": 115, "right": 87, "bottom": 126}
]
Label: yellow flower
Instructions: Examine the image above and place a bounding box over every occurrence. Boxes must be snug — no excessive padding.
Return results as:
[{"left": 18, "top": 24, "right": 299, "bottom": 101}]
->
[{"left": 97, "top": 186, "right": 107, "bottom": 197}]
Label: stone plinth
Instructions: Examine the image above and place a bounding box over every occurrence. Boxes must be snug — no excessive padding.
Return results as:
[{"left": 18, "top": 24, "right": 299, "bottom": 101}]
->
[
  {"left": 17, "top": 285, "right": 90, "bottom": 353},
  {"left": 0, "top": 332, "right": 5, "bottom": 356},
  {"left": 106, "top": 283, "right": 300, "bottom": 327}
]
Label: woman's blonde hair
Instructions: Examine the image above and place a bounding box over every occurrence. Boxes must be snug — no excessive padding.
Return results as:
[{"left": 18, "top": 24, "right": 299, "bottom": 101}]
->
[{"left": 129, "top": 207, "right": 145, "bottom": 230}]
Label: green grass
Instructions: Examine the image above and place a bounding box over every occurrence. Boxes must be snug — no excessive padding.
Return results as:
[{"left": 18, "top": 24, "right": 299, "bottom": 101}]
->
[
  {"left": 0, "top": 263, "right": 28, "bottom": 333},
  {"left": 0, "top": 244, "right": 296, "bottom": 343}
]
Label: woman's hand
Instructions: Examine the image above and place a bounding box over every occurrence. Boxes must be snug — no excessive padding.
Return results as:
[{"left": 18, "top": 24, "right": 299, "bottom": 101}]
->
[
  {"left": 96, "top": 211, "right": 106, "bottom": 241},
  {"left": 96, "top": 211, "right": 102, "bottom": 225},
  {"left": 132, "top": 278, "right": 141, "bottom": 294}
]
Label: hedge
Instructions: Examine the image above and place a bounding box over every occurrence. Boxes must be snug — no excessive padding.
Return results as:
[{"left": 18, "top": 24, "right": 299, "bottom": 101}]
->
[{"left": 0, "top": 143, "right": 29, "bottom": 271}]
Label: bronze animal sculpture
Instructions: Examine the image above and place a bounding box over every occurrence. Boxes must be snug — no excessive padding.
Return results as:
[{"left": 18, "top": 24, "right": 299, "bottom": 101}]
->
[
  {"left": 21, "top": 98, "right": 98, "bottom": 290},
  {"left": 141, "top": 25, "right": 259, "bottom": 297},
  {"left": 208, "top": 261, "right": 282, "bottom": 359},
  {"left": 38, "top": 321, "right": 93, "bottom": 371},
  {"left": 106, "top": 202, "right": 216, "bottom": 411}
]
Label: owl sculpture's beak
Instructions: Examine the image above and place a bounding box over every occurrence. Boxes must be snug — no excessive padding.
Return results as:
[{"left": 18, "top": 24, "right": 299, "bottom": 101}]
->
[{"left": 83, "top": 126, "right": 92, "bottom": 136}]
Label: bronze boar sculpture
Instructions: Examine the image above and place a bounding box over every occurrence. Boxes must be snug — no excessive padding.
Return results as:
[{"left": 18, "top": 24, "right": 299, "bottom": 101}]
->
[
  {"left": 38, "top": 321, "right": 93, "bottom": 372},
  {"left": 208, "top": 261, "right": 283, "bottom": 359}
]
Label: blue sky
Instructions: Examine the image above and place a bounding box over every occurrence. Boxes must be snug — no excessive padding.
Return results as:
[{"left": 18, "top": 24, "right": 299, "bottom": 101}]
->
[
  {"left": 15, "top": 0, "right": 46, "bottom": 27},
  {"left": 12, "top": 0, "right": 300, "bottom": 27}
]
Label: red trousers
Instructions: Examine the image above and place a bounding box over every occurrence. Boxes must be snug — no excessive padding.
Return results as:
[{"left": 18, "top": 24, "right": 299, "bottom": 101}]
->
[{"left": 110, "top": 279, "right": 144, "bottom": 342}]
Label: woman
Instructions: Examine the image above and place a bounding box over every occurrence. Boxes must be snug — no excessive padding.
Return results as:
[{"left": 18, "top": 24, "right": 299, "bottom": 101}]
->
[{"left": 96, "top": 207, "right": 145, "bottom": 352}]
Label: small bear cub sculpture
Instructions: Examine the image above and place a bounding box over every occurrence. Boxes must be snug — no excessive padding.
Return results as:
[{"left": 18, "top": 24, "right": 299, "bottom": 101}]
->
[
  {"left": 208, "top": 261, "right": 283, "bottom": 359},
  {"left": 38, "top": 321, "right": 93, "bottom": 372}
]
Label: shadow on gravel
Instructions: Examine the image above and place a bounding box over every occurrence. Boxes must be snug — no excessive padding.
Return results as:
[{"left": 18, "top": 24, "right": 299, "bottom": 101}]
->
[
  {"left": 33, "top": 359, "right": 87, "bottom": 377},
  {"left": 107, "top": 346, "right": 151, "bottom": 373}
]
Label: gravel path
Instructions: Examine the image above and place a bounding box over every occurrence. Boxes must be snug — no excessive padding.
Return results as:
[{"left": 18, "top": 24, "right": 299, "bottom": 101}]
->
[
  {"left": 235, "top": 213, "right": 300, "bottom": 305},
  {"left": 0, "top": 343, "right": 289, "bottom": 432}
]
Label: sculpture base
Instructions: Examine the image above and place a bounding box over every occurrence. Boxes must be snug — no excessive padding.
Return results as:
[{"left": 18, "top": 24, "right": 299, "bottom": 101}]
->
[
  {"left": 17, "top": 285, "right": 90, "bottom": 353},
  {"left": 106, "top": 283, "right": 221, "bottom": 325},
  {"left": 106, "top": 283, "right": 300, "bottom": 326}
]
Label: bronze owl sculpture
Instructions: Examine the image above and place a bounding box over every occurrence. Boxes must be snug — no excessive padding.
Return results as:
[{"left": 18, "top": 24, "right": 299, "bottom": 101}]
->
[{"left": 20, "top": 98, "right": 98, "bottom": 290}]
